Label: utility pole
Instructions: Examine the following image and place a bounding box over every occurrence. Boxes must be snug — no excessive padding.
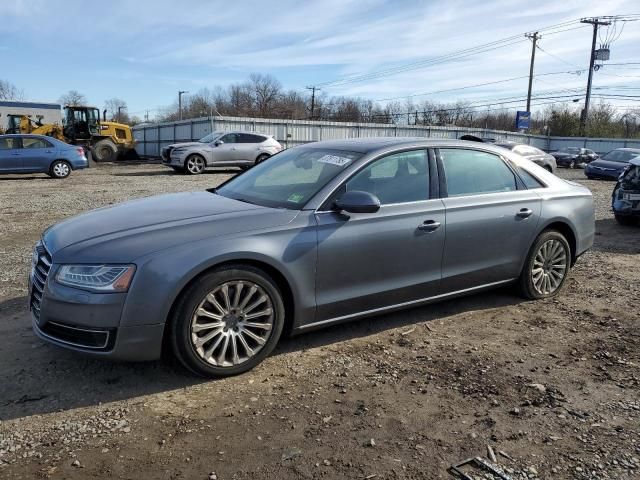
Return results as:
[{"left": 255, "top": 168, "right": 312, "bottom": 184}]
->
[
  {"left": 525, "top": 32, "right": 540, "bottom": 113},
  {"left": 579, "top": 17, "right": 611, "bottom": 135},
  {"left": 178, "top": 90, "right": 188, "bottom": 121},
  {"left": 145, "top": 110, "right": 149, "bottom": 122},
  {"left": 306, "top": 86, "right": 320, "bottom": 120}
]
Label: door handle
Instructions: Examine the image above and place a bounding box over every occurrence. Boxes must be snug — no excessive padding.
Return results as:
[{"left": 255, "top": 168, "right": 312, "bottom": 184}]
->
[
  {"left": 417, "top": 220, "right": 441, "bottom": 232},
  {"left": 517, "top": 208, "right": 533, "bottom": 219},
  {"left": 11, "top": 152, "right": 20, "bottom": 156}
]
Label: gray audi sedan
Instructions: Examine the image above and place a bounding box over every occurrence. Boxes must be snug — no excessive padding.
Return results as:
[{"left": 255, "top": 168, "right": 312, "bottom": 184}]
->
[{"left": 30, "top": 138, "right": 595, "bottom": 377}]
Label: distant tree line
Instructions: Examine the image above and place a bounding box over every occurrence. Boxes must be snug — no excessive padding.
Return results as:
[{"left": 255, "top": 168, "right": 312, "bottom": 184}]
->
[{"left": 2, "top": 77, "right": 639, "bottom": 138}]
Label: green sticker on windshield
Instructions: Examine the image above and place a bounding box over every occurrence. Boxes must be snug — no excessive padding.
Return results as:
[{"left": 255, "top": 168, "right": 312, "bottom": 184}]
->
[{"left": 287, "top": 193, "right": 305, "bottom": 203}]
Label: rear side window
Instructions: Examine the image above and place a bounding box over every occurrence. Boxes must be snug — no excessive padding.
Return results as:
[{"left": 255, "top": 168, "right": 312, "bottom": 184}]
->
[
  {"left": 515, "top": 166, "right": 545, "bottom": 189},
  {"left": 239, "top": 133, "right": 266, "bottom": 143},
  {"left": 440, "top": 149, "right": 517, "bottom": 197},
  {"left": 22, "top": 138, "right": 51, "bottom": 149},
  {"left": 0, "top": 137, "right": 21, "bottom": 149}
]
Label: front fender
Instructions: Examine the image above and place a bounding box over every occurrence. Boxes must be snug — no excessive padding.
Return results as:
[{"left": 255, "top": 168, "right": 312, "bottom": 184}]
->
[{"left": 119, "top": 213, "right": 318, "bottom": 330}]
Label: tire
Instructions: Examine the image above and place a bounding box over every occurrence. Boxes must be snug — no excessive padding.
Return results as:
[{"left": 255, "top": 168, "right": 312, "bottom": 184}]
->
[
  {"left": 185, "top": 154, "right": 206, "bottom": 175},
  {"left": 569, "top": 160, "right": 576, "bottom": 169},
  {"left": 169, "top": 265, "right": 285, "bottom": 377},
  {"left": 517, "top": 230, "right": 571, "bottom": 300},
  {"left": 171, "top": 166, "right": 185, "bottom": 173},
  {"left": 255, "top": 153, "right": 270, "bottom": 164},
  {"left": 49, "top": 160, "right": 71, "bottom": 179},
  {"left": 615, "top": 215, "right": 636, "bottom": 226},
  {"left": 92, "top": 139, "right": 118, "bottom": 162}
]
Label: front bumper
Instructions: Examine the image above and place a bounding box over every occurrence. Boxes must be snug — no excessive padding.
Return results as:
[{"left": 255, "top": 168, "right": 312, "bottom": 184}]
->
[
  {"left": 585, "top": 166, "right": 622, "bottom": 180},
  {"left": 29, "top": 248, "right": 165, "bottom": 361},
  {"left": 612, "top": 189, "right": 640, "bottom": 217}
]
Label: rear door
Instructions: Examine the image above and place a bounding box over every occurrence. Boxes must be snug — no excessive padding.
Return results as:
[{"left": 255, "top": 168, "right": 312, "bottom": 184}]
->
[
  {"left": 0, "top": 137, "right": 23, "bottom": 172},
  {"left": 437, "top": 147, "right": 541, "bottom": 293},
  {"left": 236, "top": 133, "right": 264, "bottom": 163},
  {"left": 21, "top": 137, "right": 56, "bottom": 172}
]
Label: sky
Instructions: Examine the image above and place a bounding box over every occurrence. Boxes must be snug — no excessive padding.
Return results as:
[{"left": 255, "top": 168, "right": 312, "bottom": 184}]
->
[{"left": 1, "top": 0, "right": 639, "bottom": 119}]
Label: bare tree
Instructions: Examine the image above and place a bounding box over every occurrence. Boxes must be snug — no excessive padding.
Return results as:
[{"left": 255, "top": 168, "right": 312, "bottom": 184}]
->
[
  {"left": 0, "top": 80, "right": 24, "bottom": 100},
  {"left": 248, "top": 74, "right": 282, "bottom": 117},
  {"left": 59, "top": 90, "right": 87, "bottom": 106},
  {"left": 104, "top": 98, "right": 129, "bottom": 123}
]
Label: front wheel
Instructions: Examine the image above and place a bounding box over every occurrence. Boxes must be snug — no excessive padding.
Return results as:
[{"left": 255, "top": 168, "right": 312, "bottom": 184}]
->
[
  {"left": 169, "top": 265, "right": 285, "bottom": 377},
  {"left": 49, "top": 160, "right": 71, "bottom": 179},
  {"left": 518, "top": 230, "right": 570, "bottom": 300},
  {"left": 185, "top": 155, "right": 206, "bottom": 175}
]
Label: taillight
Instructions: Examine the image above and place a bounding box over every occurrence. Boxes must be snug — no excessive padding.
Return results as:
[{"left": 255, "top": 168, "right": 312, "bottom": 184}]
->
[{"left": 77, "top": 147, "right": 85, "bottom": 156}]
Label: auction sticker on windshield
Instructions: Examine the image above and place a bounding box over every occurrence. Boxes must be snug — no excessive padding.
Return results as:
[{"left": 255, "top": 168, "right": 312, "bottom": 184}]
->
[
  {"left": 317, "top": 154, "right": 353, "bottom": 167},
  {"left": 287, "top": 193, "right": 305, "bottom": 203}
]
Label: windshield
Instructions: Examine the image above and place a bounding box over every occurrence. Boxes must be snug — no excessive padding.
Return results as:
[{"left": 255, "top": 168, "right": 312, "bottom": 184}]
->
[
  {"left": 560, "top": 147, "right": 580, "bottom": 153},
  {"left": 602, "top": 150, "right": 640, "bottom": 163},
  {"left": 198, "top": 131, "right": 224, "bottom": 143},
  {"left": 216, "top": 147, "right": 363, "bottom": 209}
]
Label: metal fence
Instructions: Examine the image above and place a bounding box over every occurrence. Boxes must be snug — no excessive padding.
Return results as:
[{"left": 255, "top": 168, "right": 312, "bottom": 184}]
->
[{"left": 132, "top": 115, "right": 640, "bottom": 157}]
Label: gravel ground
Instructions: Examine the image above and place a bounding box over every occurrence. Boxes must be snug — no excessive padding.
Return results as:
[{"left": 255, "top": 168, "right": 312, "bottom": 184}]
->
[{"left": 0, "top": 163, "right": 638, "bottom": 479}]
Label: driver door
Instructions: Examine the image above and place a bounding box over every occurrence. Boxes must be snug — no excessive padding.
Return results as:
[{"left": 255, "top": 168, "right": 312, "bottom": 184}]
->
[
  {"left": 212, "top": 133, "right": 244, "bottom": 163},
  {"left": 314, "top": 149, "right": 445, "bottom": 322}
]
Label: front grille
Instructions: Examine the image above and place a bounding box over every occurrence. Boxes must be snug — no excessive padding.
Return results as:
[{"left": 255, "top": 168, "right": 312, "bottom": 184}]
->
[
  {"left": 40, "top": 321, "right": 113, "bottom": 350},
  {"left": 161, "top": 147, "right": 173, "bottom": 162},
  {"left": 30, "top": 243, "right": 52, "bottom": 319}
]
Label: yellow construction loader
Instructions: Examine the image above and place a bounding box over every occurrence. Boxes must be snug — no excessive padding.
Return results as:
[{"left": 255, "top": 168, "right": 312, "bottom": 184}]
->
[{"left": 3, "top": 105, "right": 136, "bottom": 161}]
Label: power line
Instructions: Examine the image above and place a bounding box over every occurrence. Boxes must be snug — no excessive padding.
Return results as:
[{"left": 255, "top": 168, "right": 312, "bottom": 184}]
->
[{"left": 314, "top": 19, "right": 586, "bottom": 88}]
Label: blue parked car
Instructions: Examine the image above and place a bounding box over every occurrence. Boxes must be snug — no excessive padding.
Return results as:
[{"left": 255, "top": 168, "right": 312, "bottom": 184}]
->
[
  {"left": 584, "top": 148, "right": 640, "bottom": 180},
  {"left": 612, "top": 157, "right": 640, "bottom": 225},
  {"left": 0, "top": 134, "right": 88, "bottom": 178}
]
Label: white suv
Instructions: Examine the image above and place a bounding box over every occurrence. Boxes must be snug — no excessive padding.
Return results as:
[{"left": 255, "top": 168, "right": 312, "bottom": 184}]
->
[{"left": 162, "top": 131, "right": 283, "bottom": 174}]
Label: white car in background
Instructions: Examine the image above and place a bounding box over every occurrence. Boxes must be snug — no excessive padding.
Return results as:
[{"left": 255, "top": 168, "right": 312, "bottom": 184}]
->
[{"left": 162, "top": 131, "right": 283, "bottom": 174}]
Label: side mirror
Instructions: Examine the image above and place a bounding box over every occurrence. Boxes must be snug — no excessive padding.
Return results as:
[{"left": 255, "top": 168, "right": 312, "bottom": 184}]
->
[
  {"left": 214, "top": 140, "right": 224, "bottom": 146},
  {"left": 334, "top": 190, "right": 380, "bottom": 214}
]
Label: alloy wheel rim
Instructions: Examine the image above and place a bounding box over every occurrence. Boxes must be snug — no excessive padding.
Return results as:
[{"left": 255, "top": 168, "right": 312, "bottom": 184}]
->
[
  {"left": 531, "top": 239, "right": 567, "bottom": 295},
  {"left": 191, "top": 281, "right": 274, "bottom": 367},
  {"left": 54, "top": 163, "right": 69, "bottom": 177},
  {"left": 187, "top": 157, "right": 204, "bottom": 173}
]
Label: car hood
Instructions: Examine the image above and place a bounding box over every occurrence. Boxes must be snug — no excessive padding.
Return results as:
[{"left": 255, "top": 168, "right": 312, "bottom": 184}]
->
[
  {"left": 551, "top": 152, "right": 579, "bottom": 159},
  {"left": 587, "top": 159, "right": 627, "bottom": 170},
  {"left": 166, "top": 142, "right": 207, "bottom": 149},
  {"left": 43, "top": 192, "right": 299, "bottom": 263}
]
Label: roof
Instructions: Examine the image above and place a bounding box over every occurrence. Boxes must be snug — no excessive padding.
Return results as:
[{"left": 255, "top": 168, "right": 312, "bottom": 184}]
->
[{"left": 300, "top": 137, "right": 509, "bottom": 154}]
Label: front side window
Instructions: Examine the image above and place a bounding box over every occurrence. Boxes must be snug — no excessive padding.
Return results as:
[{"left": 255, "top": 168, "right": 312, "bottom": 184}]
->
[
  {"left": 345, "top": 150, "right": 429, "bottom": 205},
  {"left": 220, "top": 133, "right": 239, "bottom": 144},
  {"left": 216, "top": 147, "right": 362, "bottom": 209},
  {"left": 440, "top": 148, "right": 517, "bottom": 197}
]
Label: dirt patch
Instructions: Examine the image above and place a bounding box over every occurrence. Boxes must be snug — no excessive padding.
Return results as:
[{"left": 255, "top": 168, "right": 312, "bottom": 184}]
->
[{"left": 0, "top": 165, "right": 638, "bottom": 479}]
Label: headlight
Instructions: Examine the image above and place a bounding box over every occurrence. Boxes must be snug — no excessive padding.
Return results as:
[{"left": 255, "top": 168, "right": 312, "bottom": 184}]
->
[{"left": 56, "top": 265, "right": 136, "bottom": 292}]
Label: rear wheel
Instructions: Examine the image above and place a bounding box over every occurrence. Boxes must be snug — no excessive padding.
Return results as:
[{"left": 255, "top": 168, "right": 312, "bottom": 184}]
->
[
  {"left": 518, "top": 230, "right": 570, "bottom": 300},
  {"left": 169, "top": 265, "right": 285, "bottom": 377},
  {"left": 49, "top": 160, "right": 71, "bottom": 179},
  {"left": 93, "top": 139, "right": 118, "bottom": 162},
  {"left": 185, "top": 155, "right": 206, "bottom": 175},
  {"left": 255, "top": 153, "right": 270, "bottom": 164},
  {"left": 615, "top": 214, "right": 636, "bottom": 226}
]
